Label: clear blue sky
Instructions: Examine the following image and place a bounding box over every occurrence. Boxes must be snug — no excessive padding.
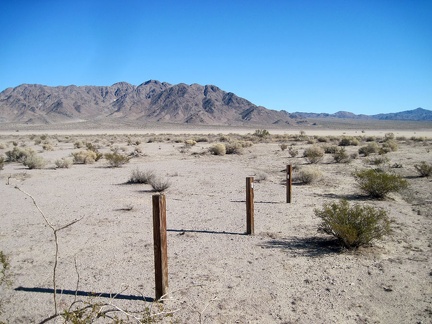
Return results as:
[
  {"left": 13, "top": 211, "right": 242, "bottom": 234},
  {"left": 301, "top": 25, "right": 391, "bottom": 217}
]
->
[{"left": 1, "top": 0, "right": 431, "bottom": 115}]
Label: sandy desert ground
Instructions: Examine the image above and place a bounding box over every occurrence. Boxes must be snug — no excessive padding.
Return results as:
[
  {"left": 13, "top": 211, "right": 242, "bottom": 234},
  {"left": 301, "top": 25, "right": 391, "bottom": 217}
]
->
[{"left": 0, "top": 126, "right": 431, "bottom": 323}]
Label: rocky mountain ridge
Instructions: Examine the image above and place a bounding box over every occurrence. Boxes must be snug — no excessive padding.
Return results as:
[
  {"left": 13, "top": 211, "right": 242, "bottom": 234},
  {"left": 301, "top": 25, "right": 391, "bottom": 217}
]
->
[{"left": 0, "top": 81, "right": 293, "bottom": 125}]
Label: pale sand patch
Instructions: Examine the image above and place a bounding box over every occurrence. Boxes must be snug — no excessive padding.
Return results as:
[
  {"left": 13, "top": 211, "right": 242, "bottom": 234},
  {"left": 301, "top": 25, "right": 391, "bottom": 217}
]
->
[{"left": 0, "top": 132, "right": 431, "bottom": 323}]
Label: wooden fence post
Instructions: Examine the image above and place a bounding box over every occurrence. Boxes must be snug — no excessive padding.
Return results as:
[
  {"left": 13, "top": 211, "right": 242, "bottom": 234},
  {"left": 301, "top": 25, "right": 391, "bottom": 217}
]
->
[
  {"left": 152, "top": 194, "right": 168, "bottom": 300},
  {"left": 286, "top": 164, "right": 292, "bottom": 203},
  {"left": 246, "top": 177, "right": 254, "bottom": 235}
]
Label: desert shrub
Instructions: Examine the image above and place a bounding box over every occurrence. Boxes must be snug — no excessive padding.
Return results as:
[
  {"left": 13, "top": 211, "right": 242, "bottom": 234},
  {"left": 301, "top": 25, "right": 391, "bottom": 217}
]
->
[
  {"left": 0, "top": 143, "right": 7, "bottom": 149},
  {"left": 384, "top": 132, "right": 395, "bottom": 140},
  {"left": 225, "top": 142, "right": 243, "bottom": 154},
  {"left": 209, "top": 143, "right": 226, "bottom": 156},
  {"left": 279, "top": 143, "right": 288, "bottom": 151},
  {"left": 303, "top": 145, "right": 325, "bottom": 164},
  {"left": 127, "top": 168, "right": 155, "bottom": 184},
  {"left": 149, "top": 176, "right": 171, "bottom": 192},
  {"left": 72, "top": 150, "right": 97, "bottom": 164},
  {"left": 339, "top": 137, "right": 352, "bottom": 146},
  {"left": 294, "top": 166, "right": 322, "bottom": 184},
  {"left": 350, "top": 152, "right": 359, "bottom": 160},
  {"left": 5, "top": 147, "right": 34, "bottom": 162},
  {"left": 288, "top": 147, "right": 299, "bottom": 157},
  {"left": 23, "top": 154, "right": 46, "bottom": 169},
  {"left": 0, "top": 251, "right": 10, "bottom": 286},
  {"left": 104, "top": 152, "right": 130, "bottom": 167},
  {"left": 333, "top": 148, "right": 351, "bottom": 163},
  {"left": 358, "top": 142, "right": 379, "bottom": 156},
  {"left": 317, "top": 136, "right": 328, "bottom": 143},
  {"left": 55, "top": 158, "right": 73, "bottom": 169},
  {"left": 195, "top": 137, "right": 209, "bottom": 143},
  {"left": 366, "top": 156, "right": 389, "bottom": 166},
  {"left": 365, "top": 136, "right": 376, "bottom": 142},
  {"left": 323, "top": 145, "right": 339, "bottom": 154},
  {"left": 42, "top": 143, "right": 54, "bottom": 151},
  {"left": 184, "top": 139, "right": 197, "bottom": 147},
  {"left": 382, "top": 139, "right": 398, "bottom": 152},
  {"left": 314, "top": 200, "right": 391, "bottom": 249},
  {"left": 253, "top": 129, "right": 270, "bottom": 138},
  {"left": 414, "top": 161, "right": 432, "bottom": 177},
  {"left": 0, "top": 156, "right": 4, "bottom": 170},
  {"left": 74, "top": 141, "right": 84, "bottom": 148},
  {"left": 353, "top": 169, "right": 408, "bottom": 198}
]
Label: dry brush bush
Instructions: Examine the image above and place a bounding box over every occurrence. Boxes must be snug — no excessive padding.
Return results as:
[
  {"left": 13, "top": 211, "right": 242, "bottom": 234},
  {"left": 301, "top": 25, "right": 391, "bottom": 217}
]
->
[
  {"left": 104, "top": 152, "right": 131, "bottom": 167},
  {"left": 314, "top": 200, "right": 391, "bottom": 249},
  {"left": 288, "top": 146, "right": 299, "bottom": 157},
  {"left": 72, "top": 150, "right": 98, "bottom": 164},
  {"left": 332, "top": 147, "right": 351, "bottom": 164},
  {"left": 253, "top": 129, "right": 270, "bottom": 138},
  {"left": 358, "top": 142, "right": 379, "bottom": 156},
  {"left": 0, "top": 156, "right": 4, "bottom": 170},
  {"left": 414, "top": 161, "right": 432, "bottom": 177},
  {"left": 149, "top": 176, "right": 171, "bottom": 192},
  {"left": 127, "top": 168, "right": 155, "bottom": 184},
  {"left": 294, "top": 166, "right": 323, "bottom": 184},
  {"left": 5, "top": 146, "right": 34, "bottom": 163},
  {"left": 22, "top": 153, "right": 46, "bottom": 169},
  {"left": 0, "top": 250, "right": 11, "bottom": 322},
  {"left": 303, "top": 145, "right": 325, "bottom": 164},
  {"left": 353, "top": 169, "right": 408, "bottom": 199},
  {"left": 209, "top": 143, "right": 226, "bottom": 156},
  {"left": 55, "top": 157, "right": 73, "bottom": 169}
]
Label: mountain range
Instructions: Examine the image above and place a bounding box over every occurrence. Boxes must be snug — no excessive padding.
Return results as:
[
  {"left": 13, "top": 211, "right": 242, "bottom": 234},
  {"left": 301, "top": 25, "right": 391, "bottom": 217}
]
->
[{"left": 0, "top": 81, "right": 430, "bottom": 125}]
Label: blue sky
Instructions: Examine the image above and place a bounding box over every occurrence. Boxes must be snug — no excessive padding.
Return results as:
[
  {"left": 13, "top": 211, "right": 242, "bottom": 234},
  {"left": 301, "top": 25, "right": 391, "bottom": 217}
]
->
[{"left": 1, "top": 0, "right": 431, "bottom": 115}]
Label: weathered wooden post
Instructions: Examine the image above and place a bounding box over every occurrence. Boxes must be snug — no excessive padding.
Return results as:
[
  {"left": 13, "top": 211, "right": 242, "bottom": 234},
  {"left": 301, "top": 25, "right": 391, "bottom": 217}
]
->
[
  {"left": 152, "top": 194, "right": 168, "bottom": 300},
  {"left": 286, "top": 164, "right": 292, "bottom": 203},
  {"left": 246, "top": 177, "right": 254, "bottom": 235}
]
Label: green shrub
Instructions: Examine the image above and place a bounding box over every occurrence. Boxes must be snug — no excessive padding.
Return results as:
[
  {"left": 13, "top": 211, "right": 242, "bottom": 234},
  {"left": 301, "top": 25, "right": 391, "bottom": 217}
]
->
[
  {"left": 353, "top": 169, "right": 408, "bottom": 198},
  {"left": 294, "top": 166, "right": 322, "bottom": 184},
  {"left": 23, "top": 154, "right": 46, "bottom": 169},
  {"left": 209, "top": 143, "right": 226, "bottom": 156},
  {"left": 314, "top": 200, "right": 391, "bottom": 249},
  {"left": 303, "top": 145, "right": 325, "bottom": 164},
  {"left": 414, "top": 161, "right": 432, "bottom": 177},
  {"left": 55, "top": 158, "right": 73, "bottom": 169},
  {"left": 104, "top": 152, "right": 130, "bottom": 167},
  {"left": 127, "top": 168, "right": 155, "bottom": 184}
]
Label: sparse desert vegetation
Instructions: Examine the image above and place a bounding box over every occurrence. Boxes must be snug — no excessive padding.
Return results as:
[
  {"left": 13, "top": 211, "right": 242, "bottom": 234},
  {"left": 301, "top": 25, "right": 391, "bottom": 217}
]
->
[{"left": 0, "top": 127, "right": 431, "bottom": 323}]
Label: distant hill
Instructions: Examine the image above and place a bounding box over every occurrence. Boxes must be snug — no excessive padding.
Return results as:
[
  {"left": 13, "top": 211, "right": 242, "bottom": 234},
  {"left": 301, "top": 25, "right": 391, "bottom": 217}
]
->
[
  {"left": 291, "top": 108, "right": 432, "bottom": 121},
  {"left": 372, "top": 108, "right": 432, "bottom": 121},
  {"left": 0, "top": 81, "right": 293, "bottom": 126}
]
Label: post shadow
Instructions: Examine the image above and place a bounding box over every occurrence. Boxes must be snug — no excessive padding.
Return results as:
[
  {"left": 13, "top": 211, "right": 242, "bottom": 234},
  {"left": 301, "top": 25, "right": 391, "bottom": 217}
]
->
[{"left": 15, "top": 286, "right": 154, "bottom": 302}]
